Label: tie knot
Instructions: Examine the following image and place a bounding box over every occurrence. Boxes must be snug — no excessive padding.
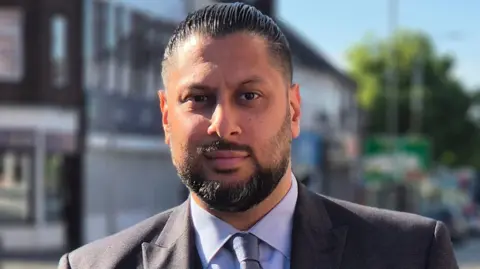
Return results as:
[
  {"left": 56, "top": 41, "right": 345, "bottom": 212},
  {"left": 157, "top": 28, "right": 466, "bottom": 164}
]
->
[{"left": 229, "top": 233, "right": 260, "bottom": 263}]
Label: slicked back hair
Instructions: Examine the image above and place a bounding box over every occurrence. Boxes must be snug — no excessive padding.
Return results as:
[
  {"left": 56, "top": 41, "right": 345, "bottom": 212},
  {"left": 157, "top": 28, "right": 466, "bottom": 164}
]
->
[{"left": 161, "top": 2, "right": 293, "bottom": 85}]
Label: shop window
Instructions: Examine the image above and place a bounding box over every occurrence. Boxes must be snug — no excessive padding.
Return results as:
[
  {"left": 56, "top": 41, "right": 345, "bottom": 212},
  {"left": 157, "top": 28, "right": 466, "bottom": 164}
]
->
[
  {"left": 51, "top": 14, "right": 69, "bottom": 88},
  {"left": 0, "top": 159, "right": 3, "bottom": 184},
  {"left": 0, "top": 151, "right": 33, "bottom": 222},
  {"left": 45, "top": 154, "right": 65, "bottom": 222},
  {"left": 13, "top": 159, "right": 22, "bottom": 183}
]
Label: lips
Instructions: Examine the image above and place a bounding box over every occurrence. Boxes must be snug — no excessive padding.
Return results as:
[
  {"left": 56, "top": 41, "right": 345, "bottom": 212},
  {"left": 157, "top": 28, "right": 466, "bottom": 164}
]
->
[
  {"left": 204, "top": 150, "right": 249, "bottom": 159},
  {"left": 204, "top": 150, "right": 249, "bottom": 169}
]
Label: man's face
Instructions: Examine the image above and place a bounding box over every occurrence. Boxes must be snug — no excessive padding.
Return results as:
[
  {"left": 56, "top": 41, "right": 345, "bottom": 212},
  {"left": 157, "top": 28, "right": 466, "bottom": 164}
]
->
[{"left": 159, "top": 33, "right": 301, "bottom": 212}]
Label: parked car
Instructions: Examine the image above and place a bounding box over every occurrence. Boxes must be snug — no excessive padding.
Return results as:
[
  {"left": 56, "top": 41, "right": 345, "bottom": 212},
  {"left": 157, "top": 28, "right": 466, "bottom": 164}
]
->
[
  {"left": 468, "top": 216, "right": 480, "bottom": 237},
  {"left": 423, "top": 206, "right": 469, "bottom": 244}
]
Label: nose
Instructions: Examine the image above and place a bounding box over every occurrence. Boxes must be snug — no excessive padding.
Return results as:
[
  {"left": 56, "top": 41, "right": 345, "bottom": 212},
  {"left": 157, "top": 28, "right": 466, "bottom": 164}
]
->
[{"left": 207, "top": 104, "right": 241, "bottom": 139}]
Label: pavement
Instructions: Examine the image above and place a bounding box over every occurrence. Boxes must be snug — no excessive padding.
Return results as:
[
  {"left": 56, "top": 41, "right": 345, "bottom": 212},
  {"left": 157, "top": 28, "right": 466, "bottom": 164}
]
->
[
  {"left": 1, "top": 261, "right": 58, "bottom": 269},
  {"left": 1, "top": 238, "right": 480, "bottom": 269},
  {"left": 455, "top": 238, "right": 480, "bottom": 269}
]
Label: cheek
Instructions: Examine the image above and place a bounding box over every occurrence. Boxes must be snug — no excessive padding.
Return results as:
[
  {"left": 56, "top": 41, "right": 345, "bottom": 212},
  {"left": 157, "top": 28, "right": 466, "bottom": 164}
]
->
[
  {"left": 245, "top": 111, "right": 281, "bottom": 139},
  {"left": 170, "top": 114, "right": 209, "bottom": 150},
  {"left": 240, "top": 115, "right": 261, "bottom": 140},
  {"left": 244, "top": 119, "right": 274, "bottom": 151},
  {"left": 254, "top": 116, "right": 290, "bottom": 158}
]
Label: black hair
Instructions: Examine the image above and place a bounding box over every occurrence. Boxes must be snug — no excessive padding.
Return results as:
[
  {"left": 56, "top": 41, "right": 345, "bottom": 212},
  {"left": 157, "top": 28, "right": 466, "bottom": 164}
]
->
[{"left": 162, "top": 2, "right": 292, "bottom": 83}]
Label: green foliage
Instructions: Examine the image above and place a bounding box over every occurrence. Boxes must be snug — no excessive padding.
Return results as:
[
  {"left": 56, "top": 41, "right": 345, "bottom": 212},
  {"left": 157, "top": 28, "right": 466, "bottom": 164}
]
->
[{"left": 346, "top": 29, "right": 480, "bottom": 168}]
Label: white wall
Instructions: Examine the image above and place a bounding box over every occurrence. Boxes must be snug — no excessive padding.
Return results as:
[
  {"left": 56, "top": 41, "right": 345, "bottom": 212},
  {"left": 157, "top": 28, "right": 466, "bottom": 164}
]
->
[
  {"left": 82, "top": 148, "right": 182, "bottom": 244},
  {"left": 293, "top": 65, "right": 343, "bottom": 131}
]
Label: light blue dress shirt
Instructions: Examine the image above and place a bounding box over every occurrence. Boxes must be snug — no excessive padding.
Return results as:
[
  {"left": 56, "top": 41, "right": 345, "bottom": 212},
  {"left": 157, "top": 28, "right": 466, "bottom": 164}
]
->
[{"left": 190, "top": 175, "right": 299, "bottom": 269}]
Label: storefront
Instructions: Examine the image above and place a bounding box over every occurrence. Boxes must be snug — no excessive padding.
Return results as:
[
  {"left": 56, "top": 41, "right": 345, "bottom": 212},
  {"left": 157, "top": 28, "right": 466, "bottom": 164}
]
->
[
  {"left": 79, "top": 0, "right": 185, "bottom": 245},
  {"left": 362, "top": 136, "right": 432, "bottom": 211},
  {"left": 0, "top": 0, "right": 184, "bottom": 253},
  {"left": 323, "top": 132, "right": 361, "bottom": 201},
  {"left": 0, "top": 107, "right": 77, "bottom": 253},
  {"left": 291, "top": 130, "right": 324, "bottom": 192},
  {"left": 81, "top": 91, "right": 182, "bottom": 244}
]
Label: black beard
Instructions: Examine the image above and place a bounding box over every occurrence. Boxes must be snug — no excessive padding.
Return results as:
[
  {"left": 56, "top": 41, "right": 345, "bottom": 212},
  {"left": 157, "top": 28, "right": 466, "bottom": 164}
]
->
[
  {"left": 176, "top": 116, "right": 291, "bottom": 212},
  {"left": 178, "top": 145, "right": 290, "bottom": 212}
]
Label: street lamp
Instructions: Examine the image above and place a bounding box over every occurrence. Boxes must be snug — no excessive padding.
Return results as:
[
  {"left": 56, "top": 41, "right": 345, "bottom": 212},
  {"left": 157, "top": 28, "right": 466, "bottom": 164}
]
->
[
  {"left": 385, "top": 0, "right": 400, "bottom": 183},
  {"left": 386, "top": 0, "right": 398, "bottom": 141}
]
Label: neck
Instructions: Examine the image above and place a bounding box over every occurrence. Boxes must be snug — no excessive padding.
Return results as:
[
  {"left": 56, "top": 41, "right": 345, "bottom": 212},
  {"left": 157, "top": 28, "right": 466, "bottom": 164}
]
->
[{"left": 192, "top": 170, "right": 293, "bottom": 231}]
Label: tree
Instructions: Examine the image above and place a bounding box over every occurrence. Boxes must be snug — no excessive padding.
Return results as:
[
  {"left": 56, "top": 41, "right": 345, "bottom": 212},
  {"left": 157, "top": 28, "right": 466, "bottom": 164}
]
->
[{"left": 347, "top": 30, "right": 479, "bottom": 168}]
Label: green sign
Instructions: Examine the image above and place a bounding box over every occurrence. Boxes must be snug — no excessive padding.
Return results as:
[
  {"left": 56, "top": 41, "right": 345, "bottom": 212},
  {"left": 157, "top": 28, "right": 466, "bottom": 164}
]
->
[{"left": 363, "top": 135, "right": 431, "bottom": 183}]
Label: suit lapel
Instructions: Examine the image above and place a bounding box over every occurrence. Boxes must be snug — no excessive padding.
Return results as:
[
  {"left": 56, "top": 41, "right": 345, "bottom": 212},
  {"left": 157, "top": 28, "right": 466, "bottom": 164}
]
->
[
  {"left": 140, "top": 182, "right": 349, "bottom": 269},
  {"left": 290, "top": 183, "right": 349, "bottom": 269},
  {"left": 141, "top": 200, "right": 198, "bottom": 269}
]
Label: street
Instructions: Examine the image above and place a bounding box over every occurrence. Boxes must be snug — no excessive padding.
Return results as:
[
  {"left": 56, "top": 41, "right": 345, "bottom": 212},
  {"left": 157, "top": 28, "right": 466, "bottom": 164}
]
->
[
  {"left": 1, "top": 239, "right": 480, "bottom": 269},
  {"left": 456, "top": 239, "right": 480, "bottom": 269}
]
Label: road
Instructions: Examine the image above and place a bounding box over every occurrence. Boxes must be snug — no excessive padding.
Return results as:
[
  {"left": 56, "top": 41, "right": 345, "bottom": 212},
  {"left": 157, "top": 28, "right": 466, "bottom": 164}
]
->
[
  {"left": 1, "top": 239, "right": 480, "bottom": 269},
  {"left": 456, "top": 238, "right": 480, "bottom": 269}
]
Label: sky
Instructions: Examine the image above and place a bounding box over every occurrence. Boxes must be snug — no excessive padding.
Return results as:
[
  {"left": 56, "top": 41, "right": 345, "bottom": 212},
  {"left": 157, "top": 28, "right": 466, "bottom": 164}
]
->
[{"left": 277, "top": 0, "right": 479, "bottom": 91}]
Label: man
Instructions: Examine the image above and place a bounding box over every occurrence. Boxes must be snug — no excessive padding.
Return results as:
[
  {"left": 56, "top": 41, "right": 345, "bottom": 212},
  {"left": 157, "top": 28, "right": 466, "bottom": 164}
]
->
[{"left": 58, "top": 3, "right": 458, "bottom": 269}]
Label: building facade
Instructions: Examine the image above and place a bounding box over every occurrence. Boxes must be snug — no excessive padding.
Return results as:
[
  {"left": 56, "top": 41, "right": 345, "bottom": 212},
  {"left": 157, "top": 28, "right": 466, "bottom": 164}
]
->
[
  {"left": 0, "top": 0, "right": 82, "bottom": 255},
  {"left": 0, "top": 0, "right": 360, "bottom": 254},
  {"left": 283, "top": 25, "right": 361, "bottom": 201},
  {"left": 80, "top": 0, "right": 187, "bottom": 245},
  {"left": 0, "top": 0, "right": 183, "bottom": 254}
]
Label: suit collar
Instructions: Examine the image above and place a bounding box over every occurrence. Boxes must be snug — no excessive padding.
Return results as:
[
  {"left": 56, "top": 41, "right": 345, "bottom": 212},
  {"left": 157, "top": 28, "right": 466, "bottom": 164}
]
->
[
  {"left": 290, "top": 182, "right": 349, "bottom": 269},
  {"left": 141, "top": 180, "right": 349, "bottom": 269},
  {"left": 141, "top": 200, "right": 199, "bottom": 269}
]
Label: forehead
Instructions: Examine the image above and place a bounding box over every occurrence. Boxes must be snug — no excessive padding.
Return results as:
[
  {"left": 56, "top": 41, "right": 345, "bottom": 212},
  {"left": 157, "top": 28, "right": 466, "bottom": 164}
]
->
[{"left": 168, "top": 33, "right": 284, "bottom": 90}]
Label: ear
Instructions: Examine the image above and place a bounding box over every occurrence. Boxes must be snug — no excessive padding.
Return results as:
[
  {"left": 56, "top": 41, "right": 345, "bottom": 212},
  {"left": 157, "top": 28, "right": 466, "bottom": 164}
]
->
[
  {"left": 158, "top": 90, "right": 170, "bottom": 145},
  {"left": 289, "top": 83, "right": 301, "bottom": 139}
]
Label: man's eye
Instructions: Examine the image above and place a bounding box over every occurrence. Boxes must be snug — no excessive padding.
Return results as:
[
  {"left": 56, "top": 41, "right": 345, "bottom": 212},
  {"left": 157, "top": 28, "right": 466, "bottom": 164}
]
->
[
  {"left": 240, "top": 92, "right": 259, "bottom": 101},
  {"left": 187, "top": 95, "right": 209, "bottom": 103}
]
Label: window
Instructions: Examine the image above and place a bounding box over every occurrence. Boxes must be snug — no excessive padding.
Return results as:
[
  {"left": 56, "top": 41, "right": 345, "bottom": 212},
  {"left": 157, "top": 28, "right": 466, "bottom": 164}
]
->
[
  {"left": 83, "top": 0, "right": 95, "bottom": 89},
  {"left": 114, "top": 4, "right": 128, "bottom": 93},
  {"left": 0, "top": 151, "right": 33, "bottom": 222},
  {"left": 0, "top": 8, "right": 24, "bottom": 82},
  {"left": 93, "top": 0, "right": 109, "bottom": 89},
  {"left": 129, "top": 11, "right": 150, "bottom": 96},
  {"left": 13, "top": 158, "right": 22, "bottom": 183},
  {"left": 51, "top": 14, "right": 68, "bottom": 88},
  {"left": 85, "top": 0, "right": 172, "bottom": 96},
  {"left": 45, "top": 154, "right": 65, "bottom": 222}
]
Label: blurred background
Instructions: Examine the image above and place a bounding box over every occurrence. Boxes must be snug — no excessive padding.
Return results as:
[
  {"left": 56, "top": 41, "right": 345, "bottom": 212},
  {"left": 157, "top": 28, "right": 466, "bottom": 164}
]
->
[{"left": 0, "top": 0, "right": 478, "bottom": 268}]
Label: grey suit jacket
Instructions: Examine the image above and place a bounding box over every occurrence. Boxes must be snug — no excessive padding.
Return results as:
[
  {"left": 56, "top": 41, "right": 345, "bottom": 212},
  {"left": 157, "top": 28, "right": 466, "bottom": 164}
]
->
[{"left": 58, "top": 182, "right": 458, "bottom": 269}]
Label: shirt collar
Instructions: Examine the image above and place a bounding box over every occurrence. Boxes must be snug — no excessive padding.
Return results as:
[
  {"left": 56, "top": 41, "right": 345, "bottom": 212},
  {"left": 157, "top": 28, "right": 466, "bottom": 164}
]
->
[
  {"left": 190, "top": 174, "right": 299, "bottom": 264},
  {"left": 250, "top": 176, "right": 298, "bottom": 257}
]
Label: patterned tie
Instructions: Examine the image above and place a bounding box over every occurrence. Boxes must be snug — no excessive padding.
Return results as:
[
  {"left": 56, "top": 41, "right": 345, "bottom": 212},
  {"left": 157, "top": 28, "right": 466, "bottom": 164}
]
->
[{"left": 229, "top": 233, "right": 262, "bottom": 269}]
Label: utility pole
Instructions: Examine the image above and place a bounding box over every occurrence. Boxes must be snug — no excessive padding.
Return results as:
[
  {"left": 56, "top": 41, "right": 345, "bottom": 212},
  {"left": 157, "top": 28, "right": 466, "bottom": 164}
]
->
[{"left": 386, "top": 0, "right": 399, "bottom": 179}]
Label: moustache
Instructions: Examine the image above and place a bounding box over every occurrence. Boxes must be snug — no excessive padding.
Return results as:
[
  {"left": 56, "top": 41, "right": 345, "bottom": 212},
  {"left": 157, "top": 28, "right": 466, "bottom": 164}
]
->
[{"left": 197, "top": 140, "right": 253, "bottom": 155}]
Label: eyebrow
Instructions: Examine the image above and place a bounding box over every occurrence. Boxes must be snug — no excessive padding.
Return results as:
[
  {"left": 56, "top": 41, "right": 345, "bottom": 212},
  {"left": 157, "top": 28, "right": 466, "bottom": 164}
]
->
[
  {"left": 187, "top": 84, "right": 216, "bottom": 92},
  {"left": 240, "top": 75, "right": 264, "bottom": 85},
  {"left": 185, "top": 75, "right": 265, "bottom": 92}
]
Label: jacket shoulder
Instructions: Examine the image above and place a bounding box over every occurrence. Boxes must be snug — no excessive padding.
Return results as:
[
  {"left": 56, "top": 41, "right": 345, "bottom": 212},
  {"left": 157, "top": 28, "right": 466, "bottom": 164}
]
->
[
  {"left": 320, "top": 194, "right": 437, "bottom": 236},
  {"left": 65, "top": 206, "right": 177, "bottom": 268}
]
